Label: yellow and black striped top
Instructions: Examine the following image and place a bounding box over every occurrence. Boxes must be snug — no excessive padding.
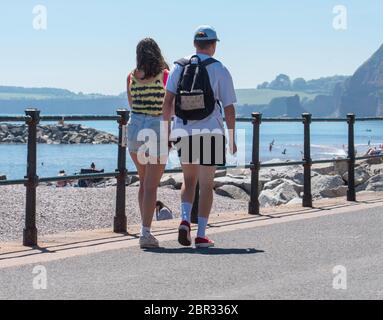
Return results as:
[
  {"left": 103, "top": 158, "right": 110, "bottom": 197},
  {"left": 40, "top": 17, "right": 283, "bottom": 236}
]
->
[{"left": 129, "top": 70, "right": 167, "bottom": 116}]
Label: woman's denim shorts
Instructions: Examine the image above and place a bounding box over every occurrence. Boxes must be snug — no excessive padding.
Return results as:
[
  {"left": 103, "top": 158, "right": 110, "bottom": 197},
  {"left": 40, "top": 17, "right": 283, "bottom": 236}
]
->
[{"left": 127, "top": 113, "right": 168, "bottom": 158}]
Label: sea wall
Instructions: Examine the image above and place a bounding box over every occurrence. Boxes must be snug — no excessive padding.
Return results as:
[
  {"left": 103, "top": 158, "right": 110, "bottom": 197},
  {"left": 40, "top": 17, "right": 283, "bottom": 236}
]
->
[{"left": 0, "top": 123, "right": 117, "bottom": 144}]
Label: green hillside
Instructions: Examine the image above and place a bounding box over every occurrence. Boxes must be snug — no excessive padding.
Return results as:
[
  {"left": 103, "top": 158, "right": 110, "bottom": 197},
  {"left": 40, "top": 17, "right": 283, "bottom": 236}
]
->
[
  {"left": 235, "top": 89, "right": 319, "bottom": 105},
  {"left": 0, "top": 93, "right": 59, "bottom": 100},
  {"left": 0, "top": 91, "right": 112, "bottom": 101}
]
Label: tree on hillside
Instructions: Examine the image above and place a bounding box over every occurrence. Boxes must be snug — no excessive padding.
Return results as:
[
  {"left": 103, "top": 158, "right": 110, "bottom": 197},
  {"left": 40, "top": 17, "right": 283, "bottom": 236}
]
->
[
  {"left": 269, "top": 74, "right": 291, "bottom": 90},
  {"left": 257, "top": 82, "right": 270, "bottom": 89},
  {"left": 292, "top": 78, "right": 307, "bottom": 91}
]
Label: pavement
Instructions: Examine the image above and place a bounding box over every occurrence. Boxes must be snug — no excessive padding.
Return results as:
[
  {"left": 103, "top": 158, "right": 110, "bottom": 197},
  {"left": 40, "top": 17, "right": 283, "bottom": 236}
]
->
[{"left": 0, "top": 193, "right": 383, "bottom": 300}]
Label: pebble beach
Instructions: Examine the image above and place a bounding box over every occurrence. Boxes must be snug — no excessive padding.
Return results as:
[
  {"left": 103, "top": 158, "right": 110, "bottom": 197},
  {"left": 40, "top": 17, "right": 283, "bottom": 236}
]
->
[{"left": 0, "top": 184, "right": 248, "bottom": 242}]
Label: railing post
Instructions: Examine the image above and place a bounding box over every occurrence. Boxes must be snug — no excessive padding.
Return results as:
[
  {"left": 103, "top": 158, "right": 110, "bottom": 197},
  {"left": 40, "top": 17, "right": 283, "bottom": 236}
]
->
[
  {"left": 302, "top": 113, "right": 313, "bottom": 208},
  {"left": 114, "top": 109, "right": 129, "bottom": 233},
  {"left": 347, "top": 113, "right": 356, "bottom": 202},
  {"left": 23, "top": 108, "right": 40, "bottom": 247},
  {"left": 249, "top": 113, "right": 262, "bottom": 215},
  {"left": 191, "top": 183, "right": 199, "bottom": 224}
]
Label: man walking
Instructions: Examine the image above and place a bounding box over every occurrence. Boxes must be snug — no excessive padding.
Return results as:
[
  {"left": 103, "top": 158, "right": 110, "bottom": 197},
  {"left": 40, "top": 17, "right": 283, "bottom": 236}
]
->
[{"left": 163, "top": 25, "right": 237, "bottom": 248}]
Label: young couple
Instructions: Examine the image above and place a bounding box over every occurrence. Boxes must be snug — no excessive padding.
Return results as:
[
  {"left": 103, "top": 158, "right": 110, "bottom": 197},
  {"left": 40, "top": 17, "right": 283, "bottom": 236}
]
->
[{"left": 127, "top": 26, "right": 237, "bottom": 249}]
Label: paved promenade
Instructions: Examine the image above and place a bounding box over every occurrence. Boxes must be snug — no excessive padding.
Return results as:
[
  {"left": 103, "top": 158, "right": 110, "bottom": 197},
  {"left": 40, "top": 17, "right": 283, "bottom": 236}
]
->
[{"left": 0, "top": 195, "right": 382, "bottom": 300}]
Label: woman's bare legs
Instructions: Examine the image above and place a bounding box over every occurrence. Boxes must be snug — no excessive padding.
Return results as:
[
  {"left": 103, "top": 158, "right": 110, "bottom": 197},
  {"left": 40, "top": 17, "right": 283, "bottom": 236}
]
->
[
  {"left": 130, "top": 152, "right": 146, "bottom": 217},
  {"left": 141, "top": 163, "right": 166, "bottom": 228}
]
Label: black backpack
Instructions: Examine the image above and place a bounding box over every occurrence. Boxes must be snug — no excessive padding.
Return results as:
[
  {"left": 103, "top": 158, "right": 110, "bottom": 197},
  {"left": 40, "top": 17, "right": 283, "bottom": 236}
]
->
[{"left": 175, "top": 55, "right": 219, "bottom": 124}]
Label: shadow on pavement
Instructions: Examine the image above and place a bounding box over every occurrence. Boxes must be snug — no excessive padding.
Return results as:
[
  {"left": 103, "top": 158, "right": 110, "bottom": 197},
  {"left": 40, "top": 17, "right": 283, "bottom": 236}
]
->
[{"left": 143, "top": 247, "right": 264, "bottom": 255}]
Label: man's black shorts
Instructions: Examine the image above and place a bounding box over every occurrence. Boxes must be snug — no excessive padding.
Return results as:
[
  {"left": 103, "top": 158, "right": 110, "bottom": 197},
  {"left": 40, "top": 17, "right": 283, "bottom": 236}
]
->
[{"left": 174, "top": 134, "right": 226, "bottom": 167}]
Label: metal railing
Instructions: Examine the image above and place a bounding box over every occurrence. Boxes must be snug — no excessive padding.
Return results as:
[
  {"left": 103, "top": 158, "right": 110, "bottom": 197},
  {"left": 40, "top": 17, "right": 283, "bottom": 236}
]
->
[
  {"left": 1, "top": 109, "right": 383, "bottom": 247},
  {"left": 1, "top": 109, "right": 129, "bottom": 246},
  {"left": 247, "top": 113, "right": 383, "bottom": 215}
]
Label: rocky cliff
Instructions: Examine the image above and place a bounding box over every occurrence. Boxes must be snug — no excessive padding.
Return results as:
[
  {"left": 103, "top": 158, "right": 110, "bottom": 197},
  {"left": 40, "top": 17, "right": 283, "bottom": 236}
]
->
[{"left": 339, "top": 44, "right": 383, "bottom": 117}]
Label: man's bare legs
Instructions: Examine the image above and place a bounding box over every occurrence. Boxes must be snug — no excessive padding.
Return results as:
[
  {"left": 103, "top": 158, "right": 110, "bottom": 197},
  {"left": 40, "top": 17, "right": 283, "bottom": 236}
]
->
[
  {"left": 197, "top": 165, "right": 216, "bottom": 220},
  {"left": 179, "top": 164, "right": 216, "bottom": 246}
]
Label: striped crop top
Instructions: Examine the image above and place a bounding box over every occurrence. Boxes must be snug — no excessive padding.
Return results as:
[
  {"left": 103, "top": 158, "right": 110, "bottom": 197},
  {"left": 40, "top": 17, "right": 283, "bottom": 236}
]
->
[{"left": 128, "top": 70, "right": 169, "bottom": 116}]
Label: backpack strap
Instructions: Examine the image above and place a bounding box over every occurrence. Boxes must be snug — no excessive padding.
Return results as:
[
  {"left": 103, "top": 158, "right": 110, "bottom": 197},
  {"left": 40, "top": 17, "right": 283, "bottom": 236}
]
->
[
  {"left": 201, "top": 58, "right": 219, "bottom": 67},
  {"left": 175, "top": 58, "right": 190, "bottom": 67},
  {"left": 175, "top": 57, "right": 218, "bottom": 67}
]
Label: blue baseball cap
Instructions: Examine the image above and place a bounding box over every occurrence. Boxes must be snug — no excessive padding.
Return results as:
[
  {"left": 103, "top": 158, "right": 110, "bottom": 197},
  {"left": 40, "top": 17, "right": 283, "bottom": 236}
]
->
[{"left": 194, "top": 25, "right": 220, "bottom": 41}]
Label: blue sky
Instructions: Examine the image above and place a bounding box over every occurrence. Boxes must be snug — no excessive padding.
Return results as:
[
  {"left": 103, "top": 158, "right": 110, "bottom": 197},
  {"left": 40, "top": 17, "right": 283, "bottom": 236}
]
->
[{"left": 0, "top": 0, "right": 382, "bottom": 95}]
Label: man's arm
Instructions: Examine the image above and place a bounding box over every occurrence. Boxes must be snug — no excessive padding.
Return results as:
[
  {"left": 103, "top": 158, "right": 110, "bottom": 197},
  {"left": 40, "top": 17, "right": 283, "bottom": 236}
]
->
[{"left": 224, "top": 104, "right": 237, "bottom": 155}]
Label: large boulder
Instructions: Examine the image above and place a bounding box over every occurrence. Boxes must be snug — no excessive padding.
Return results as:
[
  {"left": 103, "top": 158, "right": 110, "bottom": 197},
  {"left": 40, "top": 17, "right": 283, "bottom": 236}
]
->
[
  {"left": 160, "top": 173, "right": 184, "bottom": 190},
  {"left": 226, "top": 168, "right": 250, "bottom": 177},
  {"left": 334, "top": 159, "right": 348, "bottom": 176},
  {"left": 215, "top": 169, "right": 227, "bottom": 178},
  {"left": 287, "top": 198, "right": 303, "bottom": 206},
  {"left": 342, "top": 166, "right": 371, "bottom": 186},
  {"left": 215, "top": 185, "right": 249, "bottom": 201},
  {"left": 320, "top": 186, "right": 348, "bottom": 198},
  {"left": 366, "top": 157, "right": 383, "bottom": 165},
  {"left": 265, "top": 165, "right": 304, "bottom": 184},
  {"left": 358, "top": 174, "right": 383, "bottom": 192},
  {"left": 259, "top": 182, "right": 299, "bottom": 207},
  {"left": 263, "top": 178, "right": 303, "bottom": 194},
  {"left": 263, "top": 179, "right": 285, "bottom": 191},
  {"left": 369, "top": 163, "right": 383, "bottom": 175},
  {"left": 312, "top": 174, "right": 346, "bottom": 198},
  {"left": 214, "top": 176, "right": 253, "bottom": 194},
  {"left": 259, "top": 190, "right": 282, "bottom": 207},
  {"left": 312, "top": 163, "right": 335, "bottom": 176}
]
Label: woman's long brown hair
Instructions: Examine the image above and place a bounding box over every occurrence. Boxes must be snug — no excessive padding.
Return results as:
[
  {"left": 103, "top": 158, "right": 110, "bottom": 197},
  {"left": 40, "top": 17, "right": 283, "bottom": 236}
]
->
[{"left": 136, "top": 38, "right": 169, "bottom": 80}]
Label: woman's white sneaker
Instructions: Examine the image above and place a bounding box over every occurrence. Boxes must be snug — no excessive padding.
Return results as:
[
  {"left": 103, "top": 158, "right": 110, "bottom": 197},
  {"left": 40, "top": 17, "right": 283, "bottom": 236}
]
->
[{"left": 139, "top": 234, "right": 160, "bottom": 249}]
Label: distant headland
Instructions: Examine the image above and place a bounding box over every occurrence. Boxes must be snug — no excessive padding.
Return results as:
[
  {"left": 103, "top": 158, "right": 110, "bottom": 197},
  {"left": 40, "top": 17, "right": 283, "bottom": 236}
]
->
[{"left": 1, "top": 43, "right": 382, "bottom": 118}]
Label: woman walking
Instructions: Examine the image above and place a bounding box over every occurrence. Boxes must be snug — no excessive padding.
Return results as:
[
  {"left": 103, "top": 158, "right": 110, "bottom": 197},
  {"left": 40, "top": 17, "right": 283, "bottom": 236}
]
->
[{"left": 127, "top": 38, "right": 170, "bottom": 249}]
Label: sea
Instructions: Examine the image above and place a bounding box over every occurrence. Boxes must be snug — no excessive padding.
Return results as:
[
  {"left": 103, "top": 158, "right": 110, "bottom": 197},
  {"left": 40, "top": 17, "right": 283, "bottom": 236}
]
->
[{"left": 1, "top": 120, "right": 382, "bottom": 180}]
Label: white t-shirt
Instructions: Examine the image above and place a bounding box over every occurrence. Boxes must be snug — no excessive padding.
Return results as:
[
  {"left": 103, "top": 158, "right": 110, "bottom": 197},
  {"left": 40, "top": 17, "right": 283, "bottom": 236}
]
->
[{"left": 166, "top": 53, "right": 237, "bottom": 138}]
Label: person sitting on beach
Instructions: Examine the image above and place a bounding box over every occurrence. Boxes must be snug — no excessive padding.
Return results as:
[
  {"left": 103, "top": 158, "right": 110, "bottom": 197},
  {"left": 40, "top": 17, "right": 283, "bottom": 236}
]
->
[
  {"left": 127, "top": 38, "right": 170, "bottom": 249},
  {"left": 56, "top": 170, "right": 69, "bottom": 188},
  {"left": 155, "top": 201, "right": 174, "bottom": 221},
  {"left": 368, "top": 147, "right": 382, "bottom": 156},
  {"left": 366, "top": 148, "right": 374, "bottom": 156}
]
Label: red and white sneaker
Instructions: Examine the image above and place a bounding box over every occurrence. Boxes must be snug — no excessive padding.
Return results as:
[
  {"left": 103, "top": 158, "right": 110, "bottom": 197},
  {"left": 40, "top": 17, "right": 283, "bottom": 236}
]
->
[
  {"left": 195, "top": 237, "right": 215, "bottom": 249},
  {"left": 178, "top": 221, "right": 191, "bottom": 247}
]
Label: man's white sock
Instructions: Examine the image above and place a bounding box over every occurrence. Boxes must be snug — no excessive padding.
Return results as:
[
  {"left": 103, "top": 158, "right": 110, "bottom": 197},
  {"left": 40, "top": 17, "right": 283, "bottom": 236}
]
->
[
  {"left": 140, "top": 226, "right": 151, "bottom": 237},
  {"left": 197, "top": 217, "right": 209, "bottom": 238},
  {"left": 181, "top": 202, "right": 192, "bottom": 223}
]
